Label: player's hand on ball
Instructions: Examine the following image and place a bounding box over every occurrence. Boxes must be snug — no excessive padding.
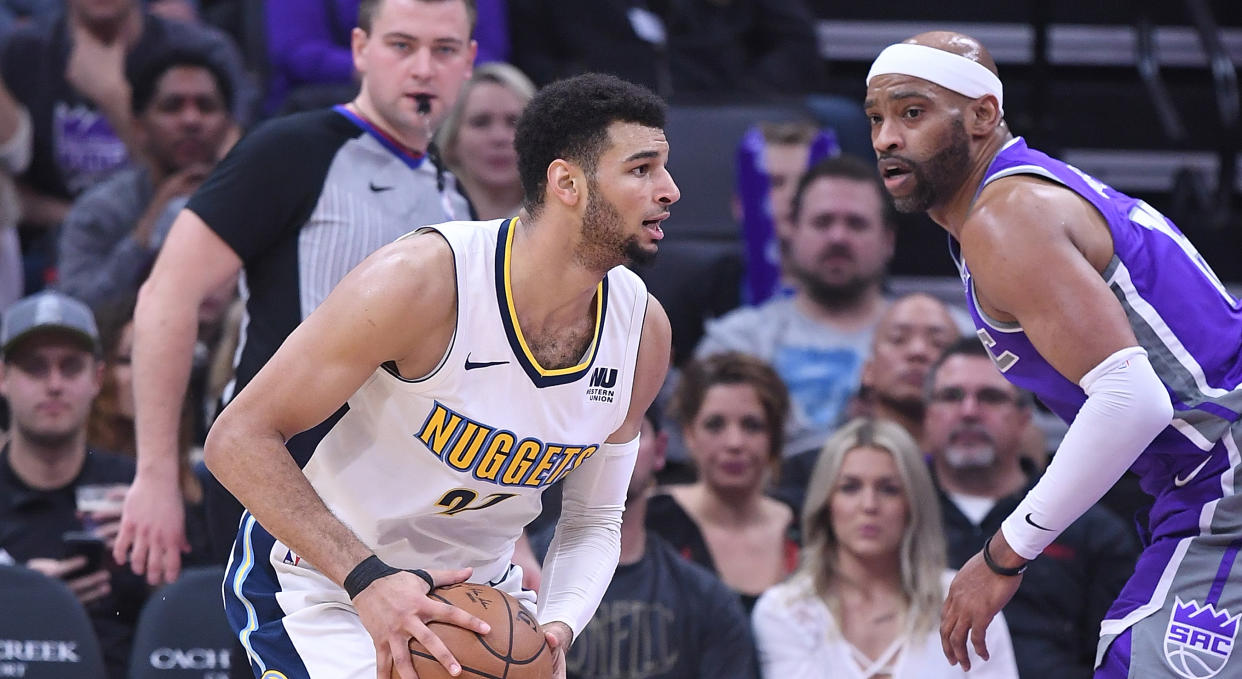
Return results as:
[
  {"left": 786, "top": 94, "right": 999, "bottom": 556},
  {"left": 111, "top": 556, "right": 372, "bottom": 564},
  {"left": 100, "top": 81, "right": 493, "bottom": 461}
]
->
[
  {"left": 542, "top": 622, "right": 572, "bottom": 679},
  {"left": 354, "top": 566, "right": 491, "bottom": 679}
]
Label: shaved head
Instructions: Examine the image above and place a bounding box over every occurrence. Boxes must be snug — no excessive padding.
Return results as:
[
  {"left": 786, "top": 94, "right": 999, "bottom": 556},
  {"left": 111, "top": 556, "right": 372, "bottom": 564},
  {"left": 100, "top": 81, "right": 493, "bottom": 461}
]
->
[
  {"left": 864, "top": 31, "right": 1011, "bottom": 215},
  {"left": 904, "top": 31, "right": 999, "bottom": 76}
]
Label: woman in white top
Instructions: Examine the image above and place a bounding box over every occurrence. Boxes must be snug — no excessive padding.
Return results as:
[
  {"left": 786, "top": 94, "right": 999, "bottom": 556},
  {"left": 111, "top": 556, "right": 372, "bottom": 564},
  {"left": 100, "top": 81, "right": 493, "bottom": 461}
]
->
[{"left": 752, "top": 418, "right": 1018, "bottom": 679}]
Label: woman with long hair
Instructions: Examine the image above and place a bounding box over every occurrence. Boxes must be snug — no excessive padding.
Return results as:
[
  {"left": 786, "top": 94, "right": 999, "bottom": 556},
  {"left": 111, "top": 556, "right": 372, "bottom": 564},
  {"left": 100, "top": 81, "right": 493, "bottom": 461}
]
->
[
  {"left": 649, "top": 352, "right": 798, "bottom": 611},
  {"left": 435, "top": 62, "right": 536, "bottom": 221},
  {"left": 752, "top": 418, "right": 1017, "bottom": 678}
]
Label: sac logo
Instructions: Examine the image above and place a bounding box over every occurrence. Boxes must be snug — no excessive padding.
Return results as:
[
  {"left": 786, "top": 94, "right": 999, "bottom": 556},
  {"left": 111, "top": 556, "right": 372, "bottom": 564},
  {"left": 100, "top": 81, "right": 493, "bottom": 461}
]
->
[{"left": 1164, "top": 597, "right": 1241, "bottom": 679}]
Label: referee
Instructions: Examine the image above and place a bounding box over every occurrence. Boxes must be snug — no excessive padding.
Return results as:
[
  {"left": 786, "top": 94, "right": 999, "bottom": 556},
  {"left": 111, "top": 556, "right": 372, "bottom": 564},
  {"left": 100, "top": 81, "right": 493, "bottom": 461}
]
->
[{"left": 114, "top": 0, "right": 478, "bottom": 594}]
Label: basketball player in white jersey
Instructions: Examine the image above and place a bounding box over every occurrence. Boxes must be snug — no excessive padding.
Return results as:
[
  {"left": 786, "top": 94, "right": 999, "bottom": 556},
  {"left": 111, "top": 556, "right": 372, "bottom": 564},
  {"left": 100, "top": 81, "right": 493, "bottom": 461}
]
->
[{"left": 203, "top": 72, "right": 676, "bottom": 679}]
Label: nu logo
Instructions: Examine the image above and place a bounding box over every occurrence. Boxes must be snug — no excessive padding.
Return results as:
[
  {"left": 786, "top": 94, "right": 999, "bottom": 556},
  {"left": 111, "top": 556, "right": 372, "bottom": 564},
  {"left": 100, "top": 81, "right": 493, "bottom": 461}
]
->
[
  {"left": 590, "top": 367, "right": 618, "bottom": 388},
  {"left": 588, "top": 367, "right": 618, "bottom": 403}
]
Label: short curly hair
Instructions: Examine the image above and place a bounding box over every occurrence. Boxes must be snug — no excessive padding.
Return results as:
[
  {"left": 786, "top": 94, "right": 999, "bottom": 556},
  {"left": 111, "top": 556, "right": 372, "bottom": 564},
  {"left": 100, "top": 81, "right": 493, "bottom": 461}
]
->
[{"left": 515, "top": 73, "right": 666, "bottom": 216}]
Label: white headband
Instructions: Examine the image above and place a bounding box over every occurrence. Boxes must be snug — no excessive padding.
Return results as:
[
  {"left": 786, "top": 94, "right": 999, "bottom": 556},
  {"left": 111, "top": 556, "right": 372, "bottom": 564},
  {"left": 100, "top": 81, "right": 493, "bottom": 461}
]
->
[{"left": 866, "top": 43, "right": 1004, "bottom": 114}]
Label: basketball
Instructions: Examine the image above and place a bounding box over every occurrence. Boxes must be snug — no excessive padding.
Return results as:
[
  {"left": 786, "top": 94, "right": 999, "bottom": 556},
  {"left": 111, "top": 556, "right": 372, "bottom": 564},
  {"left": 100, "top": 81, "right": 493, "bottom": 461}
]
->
[{"left": 399, "top": 583, "right": 553, "bottom": 679}]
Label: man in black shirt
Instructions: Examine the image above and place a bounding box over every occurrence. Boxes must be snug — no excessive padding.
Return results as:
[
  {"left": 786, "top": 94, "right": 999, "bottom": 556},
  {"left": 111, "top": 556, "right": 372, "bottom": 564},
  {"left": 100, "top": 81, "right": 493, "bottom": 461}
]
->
[
  {"left": 115, "top": 0, "right": 477, "bottom": 590},
  {"left": 925, "top": 338, "right": 1138, "bottom": 679},
  {"left": 0, "top": 290, "right": 147, "bottom": 679},
  {"left": 533, "top": 408, "right": 758, "bottom": 679}
]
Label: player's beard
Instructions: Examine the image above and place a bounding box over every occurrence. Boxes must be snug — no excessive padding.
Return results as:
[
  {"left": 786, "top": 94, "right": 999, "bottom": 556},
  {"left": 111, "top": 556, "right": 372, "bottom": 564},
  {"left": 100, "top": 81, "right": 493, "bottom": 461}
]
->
[
  {"left": 576, "top": 178, "right": 654, "bottom": 271},
  {"left": 891, "top": 118, "right": 971, "bottom": 214}
]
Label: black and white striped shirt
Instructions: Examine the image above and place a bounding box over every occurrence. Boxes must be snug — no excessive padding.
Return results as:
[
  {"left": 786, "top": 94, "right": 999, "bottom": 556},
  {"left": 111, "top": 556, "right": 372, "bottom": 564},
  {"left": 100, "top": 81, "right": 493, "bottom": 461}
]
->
[{"left": 187, "top": 106, "right": 472, "bottom": 407}]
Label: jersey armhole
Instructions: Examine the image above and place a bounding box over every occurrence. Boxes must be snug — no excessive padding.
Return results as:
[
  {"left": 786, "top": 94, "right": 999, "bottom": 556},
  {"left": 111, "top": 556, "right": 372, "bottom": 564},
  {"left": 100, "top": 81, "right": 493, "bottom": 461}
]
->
[
  {"left": 611, "top": 281, "right": 650, "bottom": 435},
  {"left": 381, "top": 227, "right": 461, "bottom": 385}
]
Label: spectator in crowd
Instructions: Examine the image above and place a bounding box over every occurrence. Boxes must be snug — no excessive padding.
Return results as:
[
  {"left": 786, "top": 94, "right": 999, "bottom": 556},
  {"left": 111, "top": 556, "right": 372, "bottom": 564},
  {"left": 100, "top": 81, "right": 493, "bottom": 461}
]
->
[
  {"left": 0, "top": 74, "right": 30, "bottom": 312},
  {"left": 56, "top": 47, "right": 234, "bottom": 311},
  {"left": 697, "top": 155, "right": 896, "bottom": 455},
  {"left": 752, "top": 417, "right": 1018, "bottom": 678},
  {"left": 115, "top": 0, "right": 476, "bottom": 596},
  {"left": 649, "top": 351, "right": 797, "bottom": 612},
  {"left": 923, "top": 338, "right": 1137, "bottom": 678},
  {"left": 0, "top": 0, "right": 60, "bottom": 38},
  {"left": 532, "top": 406, "right": 759, "bottom": 679},
  {"left": 265, "top": 0, "right": 510, "bottom": 115},
  {"left": 735, "top": 120, "right": 839, "bottom": 305},
  {"left": 0, "top": 0, "right": 252, "bottom": 291},
  {"left": 263, "top": 0, "right": 358, "bottom": 115},
  {"left": 509, "top": 0, "right": 821, "bottom": 98},
  {"left": 0, "top": 290, "right": 149, "bottom": 679},
  {"left": 775, "top": 292, "right": 960, "bottom": 512},
  {"left": 857, "top": 292, "right": 961, "bottom": 442},
  {"left": 436, "top": 61, "right": 534, "bottom": 220},
  {"left": 147, "top": 0, "right": 198, "bottom": 22}
]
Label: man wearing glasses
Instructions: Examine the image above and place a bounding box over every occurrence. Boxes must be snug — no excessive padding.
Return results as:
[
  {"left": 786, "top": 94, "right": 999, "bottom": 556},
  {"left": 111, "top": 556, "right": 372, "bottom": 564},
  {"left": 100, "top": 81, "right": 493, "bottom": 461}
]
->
[{"left": 923, "top": 337, "right": 1137, "bottom": 679}]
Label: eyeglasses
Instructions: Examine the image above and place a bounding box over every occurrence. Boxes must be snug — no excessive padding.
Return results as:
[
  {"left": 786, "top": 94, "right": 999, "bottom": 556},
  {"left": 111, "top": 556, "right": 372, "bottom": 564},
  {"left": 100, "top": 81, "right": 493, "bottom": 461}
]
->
[
  {"left": 5, "top": 354, "right": 92, "bottom": 380},
  {"left": 930, "top": 386, "right": 1017, "bottom": 407}
]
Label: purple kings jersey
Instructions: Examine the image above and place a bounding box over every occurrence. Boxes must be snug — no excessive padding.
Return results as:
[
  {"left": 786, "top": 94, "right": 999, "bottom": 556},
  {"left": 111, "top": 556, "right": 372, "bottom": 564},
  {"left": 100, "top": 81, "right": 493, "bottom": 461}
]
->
[{"left": 953, "top": 138, "right": 1242, "bottom": 541}]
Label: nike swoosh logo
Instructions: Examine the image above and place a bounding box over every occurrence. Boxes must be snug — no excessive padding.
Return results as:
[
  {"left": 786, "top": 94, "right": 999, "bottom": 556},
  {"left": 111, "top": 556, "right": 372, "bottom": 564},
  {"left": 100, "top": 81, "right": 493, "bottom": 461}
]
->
[
  {"left": 1174, "top": 457, "right": 1212, "bottom": 487},
  {"left": 369, "top": 182, "right": 394, "bottom": 192},
  {"left": 1025, "top": 513, "right": 1054, "bottom": 531},
  {"left": 464, "top": 354, "right": 509, "bottom": 371}
]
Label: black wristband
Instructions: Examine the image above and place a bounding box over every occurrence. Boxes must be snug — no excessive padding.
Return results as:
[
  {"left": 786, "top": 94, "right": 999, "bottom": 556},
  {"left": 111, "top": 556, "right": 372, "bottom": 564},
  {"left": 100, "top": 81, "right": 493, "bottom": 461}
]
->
[
  {"left": 344, "top": 556, "right": 401, "bottom": 600},
  {"left": 343, "top": 556, "right": 437, "bottom": 600},
  {"left": 983, "top": 535, "right": 1028, "bottom": 576},
  {"left": 406, "top": 568, "right": 435, "bottom": 593}
]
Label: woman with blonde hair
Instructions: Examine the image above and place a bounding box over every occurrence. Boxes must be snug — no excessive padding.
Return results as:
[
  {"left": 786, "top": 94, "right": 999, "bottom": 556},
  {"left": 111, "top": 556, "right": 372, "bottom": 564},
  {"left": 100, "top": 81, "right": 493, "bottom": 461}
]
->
[
  {"left": 435, "top": 62, "right": 536, "bottom": 220},
  {"left": 752, "top": 418, "right": 1018, "bottom": 678}
]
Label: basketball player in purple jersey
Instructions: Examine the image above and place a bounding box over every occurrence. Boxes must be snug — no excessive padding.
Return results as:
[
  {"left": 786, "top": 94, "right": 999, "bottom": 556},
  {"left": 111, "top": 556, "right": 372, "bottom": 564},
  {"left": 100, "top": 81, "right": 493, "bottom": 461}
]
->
[{"left": 865, "top": 31, "right": 1242, "bottom": 679}]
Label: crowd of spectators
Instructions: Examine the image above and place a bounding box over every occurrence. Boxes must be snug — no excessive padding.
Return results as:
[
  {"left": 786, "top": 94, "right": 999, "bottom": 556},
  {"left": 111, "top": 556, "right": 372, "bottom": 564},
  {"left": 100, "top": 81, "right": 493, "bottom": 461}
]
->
[{"left": 0, "top": 1, "right": 1156, "bottom": 678}]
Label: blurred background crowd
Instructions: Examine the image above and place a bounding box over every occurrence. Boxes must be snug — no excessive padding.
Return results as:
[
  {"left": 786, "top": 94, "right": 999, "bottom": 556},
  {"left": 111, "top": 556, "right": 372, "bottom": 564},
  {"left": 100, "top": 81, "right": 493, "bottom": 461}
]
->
[{"left": 0, "top": 0, "right": 1238, "bottom": 678}]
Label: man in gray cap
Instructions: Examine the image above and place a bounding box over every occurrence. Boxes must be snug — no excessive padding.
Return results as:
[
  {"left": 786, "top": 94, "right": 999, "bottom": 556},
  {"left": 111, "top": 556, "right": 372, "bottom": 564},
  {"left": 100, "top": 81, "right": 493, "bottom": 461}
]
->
[{"left": 0, "top": 290, "right": 148, "bottom": 679}]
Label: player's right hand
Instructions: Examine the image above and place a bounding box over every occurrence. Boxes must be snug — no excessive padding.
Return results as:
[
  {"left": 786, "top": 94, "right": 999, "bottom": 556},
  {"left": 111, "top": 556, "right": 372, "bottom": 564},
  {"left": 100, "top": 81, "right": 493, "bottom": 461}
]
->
[
  {"left": 112, "top": 471, "right": 188, "bottom": 586},
  {"left": 354, "top": 566, "right": 491, "bottom": 679}
]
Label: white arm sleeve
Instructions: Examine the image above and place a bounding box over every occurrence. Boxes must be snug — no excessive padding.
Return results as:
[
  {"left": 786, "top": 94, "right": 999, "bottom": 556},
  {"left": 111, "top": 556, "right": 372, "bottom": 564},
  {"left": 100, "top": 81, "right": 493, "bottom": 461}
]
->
[
  {"left": 536, "top": 434, "right": 639, "bottom": 640},
  {"left": 1001, "top": 347, "right": 1173, "bottom": 559}
]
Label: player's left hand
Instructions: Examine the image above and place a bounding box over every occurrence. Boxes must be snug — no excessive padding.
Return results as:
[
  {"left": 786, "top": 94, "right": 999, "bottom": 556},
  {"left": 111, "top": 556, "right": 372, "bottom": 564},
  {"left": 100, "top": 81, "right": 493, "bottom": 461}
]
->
[
  {"left": 542, "top": 621, "right": 572, "bottom": 679},
  {"left": 940, "top": 546, "right": 1023, "bottom": 670}
]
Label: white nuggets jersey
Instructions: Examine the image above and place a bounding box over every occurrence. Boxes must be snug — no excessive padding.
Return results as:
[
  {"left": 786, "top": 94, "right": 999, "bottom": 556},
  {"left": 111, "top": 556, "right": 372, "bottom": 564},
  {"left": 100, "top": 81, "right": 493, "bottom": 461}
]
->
[{"left": 299, "top": 217, "right": 648, "bottom": 585}]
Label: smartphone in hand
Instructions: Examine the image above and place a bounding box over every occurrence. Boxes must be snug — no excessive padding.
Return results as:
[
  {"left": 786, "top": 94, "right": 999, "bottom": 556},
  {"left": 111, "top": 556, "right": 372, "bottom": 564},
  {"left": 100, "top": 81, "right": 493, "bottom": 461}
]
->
[{"left": 62, "top": 531, "right": 106, "bottom": 579}]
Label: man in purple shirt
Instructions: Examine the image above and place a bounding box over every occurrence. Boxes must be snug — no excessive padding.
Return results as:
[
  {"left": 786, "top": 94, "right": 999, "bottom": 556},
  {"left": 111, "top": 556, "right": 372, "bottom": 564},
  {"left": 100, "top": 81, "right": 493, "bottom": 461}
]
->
[
  {"left": 865, "top": 31, "right": 1242, "bottom": 679},
  {"left": 264, "top": 0, "right": 508, "bottom": 115}
]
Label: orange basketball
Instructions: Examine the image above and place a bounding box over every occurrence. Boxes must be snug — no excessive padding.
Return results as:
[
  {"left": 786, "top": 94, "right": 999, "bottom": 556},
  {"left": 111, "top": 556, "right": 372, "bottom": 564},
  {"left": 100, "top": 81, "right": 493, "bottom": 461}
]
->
[{"left": 399, "top": 583, "right": 553, "bottom": 679}]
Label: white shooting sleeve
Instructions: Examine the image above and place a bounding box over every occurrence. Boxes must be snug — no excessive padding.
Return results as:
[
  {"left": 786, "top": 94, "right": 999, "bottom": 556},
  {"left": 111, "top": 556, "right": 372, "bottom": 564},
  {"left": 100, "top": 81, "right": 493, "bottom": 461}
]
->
[
  {"left": 537, "top": 434, "right": 639, "bottom": 640},
  {"left": 1001, "top": 347, "right": 1173, "bottom": 559}
]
